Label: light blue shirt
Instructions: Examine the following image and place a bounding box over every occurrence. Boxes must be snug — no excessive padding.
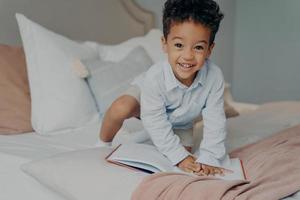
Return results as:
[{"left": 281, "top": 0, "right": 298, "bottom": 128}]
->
[{"left": 133, "top": 59, "right": 230, "bottom": 167}]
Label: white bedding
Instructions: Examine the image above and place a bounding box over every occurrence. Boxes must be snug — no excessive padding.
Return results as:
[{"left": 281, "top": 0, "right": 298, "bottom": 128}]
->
[
  {"left": 1, "top": 102, "right": 300, "bottom": 200},
  {"left": 0, "top": 121, "right": 101, "bottom": 160},
  {"left": 0, "top": 117, "right": 146, "bottom": 200},
  {"left": 0, "top": 120, "right": 101, "bottom": 200},
  {"left": 0, "top": 152, "right": 65, "bottom": 200}
]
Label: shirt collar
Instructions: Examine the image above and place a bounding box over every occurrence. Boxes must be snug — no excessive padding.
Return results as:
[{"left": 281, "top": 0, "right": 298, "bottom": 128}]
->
[
  {"left": 163, "top": 59, "right": 208, "bottom": 91},
  {"left": 163, "top": 60, "right": 178, "bottom": 91},
  {"left": 191, "top": 60, "right": 208, "bottom": 89}
]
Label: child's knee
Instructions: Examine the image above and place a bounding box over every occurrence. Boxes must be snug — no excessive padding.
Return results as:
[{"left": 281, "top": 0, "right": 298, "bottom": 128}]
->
[{"left": 109, "top": 95, "right": 139, "bottom": 119}]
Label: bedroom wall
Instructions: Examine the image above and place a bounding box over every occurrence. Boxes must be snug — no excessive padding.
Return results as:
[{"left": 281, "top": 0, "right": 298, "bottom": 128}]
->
[
  {"left": 0, "top": 0, "right": 150, "bottom": 45},
  {"left": 0, "top": 0, "right": 235, "bottom": 84},
  {"left": 137, "top": 0, "right": 236, "bottom": 84},
  {"left": 0, "top": 0, "right": 109, "bottom": 45},
  {"left": 232, "top": 0, "right": 300, "bottom": 103},
  {"left": 210, "top": 0, "right": 236, "bottom": 85},
  {"left": 135, "top": 0, "right": 164, "bottom": 30}
]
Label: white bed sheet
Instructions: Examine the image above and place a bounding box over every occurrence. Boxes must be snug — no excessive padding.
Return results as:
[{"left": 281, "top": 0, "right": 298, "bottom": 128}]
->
[
  {"left": 1, "top": 102, "right": 300, "bottom": 200},
  {"left": 226, "top": 101, "right": 300, "bottom": 152},
  {"left": 0, "top": 121, "right": 100, "bottom": 160},
  {"left": 0, "top": 120, "right": 100, "bottom": 200},
  {"left": 0, "top": 152, "right": 65, "bottom": 200},
  {"left": 0, "top": 117, "right": 145, "bottom": 200}
]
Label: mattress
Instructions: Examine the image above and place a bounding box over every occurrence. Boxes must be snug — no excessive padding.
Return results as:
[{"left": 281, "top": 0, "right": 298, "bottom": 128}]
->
[
  {"left": 0, "top": 117, "right": 146, "bottom": 200},
  {"left": 0, "top": 120, "right": 101, "bottom": 200},
  {"left": 1, "top": 102, "right": 300, "bottom": 200},
  {"left": 0, "top": 152, "right": 65, "bottom": 200}
]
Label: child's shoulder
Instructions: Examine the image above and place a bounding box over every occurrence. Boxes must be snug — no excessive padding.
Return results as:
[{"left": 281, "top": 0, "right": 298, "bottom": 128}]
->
[{"left": 144, "top": 60, "right": 167, "bottom": 80}]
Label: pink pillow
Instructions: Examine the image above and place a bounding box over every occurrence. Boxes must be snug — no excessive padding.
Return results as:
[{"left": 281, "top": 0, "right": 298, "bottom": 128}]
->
[{"left": 0, "top": 44, "right": 33, "bottom": 134}]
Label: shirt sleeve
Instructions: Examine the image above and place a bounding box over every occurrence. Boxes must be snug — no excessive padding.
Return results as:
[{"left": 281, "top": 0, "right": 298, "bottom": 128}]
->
[
  {"left": 195, "top": 70, "right": 230, "bottom": 168},
  {"left": 140, "top": 77, "right": 190, "bottom": 165}
]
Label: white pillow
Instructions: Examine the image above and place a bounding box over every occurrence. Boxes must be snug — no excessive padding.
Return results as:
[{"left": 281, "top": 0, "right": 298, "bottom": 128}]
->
[
  {"left": 98, "top": 29, "right": 166, "bottom": 63},
  {"left": 77, "top": 46, "right": 153, "bottom": 115},
  {"left": 21, "top": 147, "right": 146, "bottom": 200},
  {"left": 16, "top": 14, "right": 99, "bottom": 135}
]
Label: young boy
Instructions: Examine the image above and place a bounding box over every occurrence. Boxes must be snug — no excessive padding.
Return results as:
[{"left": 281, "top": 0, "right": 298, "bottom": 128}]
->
[{"left": 100, "top": 0, "right": 230, "bottom": 176}]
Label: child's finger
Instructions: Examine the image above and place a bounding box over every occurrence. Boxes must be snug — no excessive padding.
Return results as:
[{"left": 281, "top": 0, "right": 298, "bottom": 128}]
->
[
  {"left": 181, "top": 161, "right": 197, "bottom": 173},
  {"left": 202, "top": 166, "right": 209, "bottom": 175},
  {"left": 194, "top": 169, "right": 206, "bottom": 176},
  {"left": 214, "top": 168, "right": 224, "bottom": 176},
  {"left": 181, "top": 167, "right": 192, "bottom": 173},
  {"left": 209, "top": 169, "right": 216, "bottom": 176},
  {"left": 185, "top": 169, "right": 193, "bottom": 173},
  {"left": 185, "top": 165, "right": 197, "bottom": 173},
  {"left": 188, "top": 162, "right": 200, "bottom": 172},
  {"left": 195, "top": 163, "right": 202, "bottom": 172}
]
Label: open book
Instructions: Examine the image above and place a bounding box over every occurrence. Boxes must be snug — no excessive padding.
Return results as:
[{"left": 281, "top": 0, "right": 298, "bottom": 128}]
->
[{"left": 106, "top": 143, "right": 247, "bottom": 181}]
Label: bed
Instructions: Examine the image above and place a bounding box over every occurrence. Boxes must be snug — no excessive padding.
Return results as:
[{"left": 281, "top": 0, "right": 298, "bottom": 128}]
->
[{"left": 0, "top": 0, "right": 300, "bottom": 199}]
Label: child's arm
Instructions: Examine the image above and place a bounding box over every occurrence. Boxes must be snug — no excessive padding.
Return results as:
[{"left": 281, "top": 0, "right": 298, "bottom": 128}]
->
[
  {"left": 195, "top": 68, "right": 230, "bottom": 169},
  {"left": 140, "top": 75, "right": 189, "bottom": 166}
]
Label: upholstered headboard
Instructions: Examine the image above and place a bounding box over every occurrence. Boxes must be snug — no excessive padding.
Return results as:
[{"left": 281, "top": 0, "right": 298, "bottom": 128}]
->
[{"left": 0, "top": 0, "right": 154, "bottom": 45}]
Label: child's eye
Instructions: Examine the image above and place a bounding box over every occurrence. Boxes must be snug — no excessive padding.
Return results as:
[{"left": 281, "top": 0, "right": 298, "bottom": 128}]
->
[
  {"left": 174, "top": 43, "right": 183, "bottom": 48},
  {"left": 195, "top": 45, "right": 204, "bottom": 51}
]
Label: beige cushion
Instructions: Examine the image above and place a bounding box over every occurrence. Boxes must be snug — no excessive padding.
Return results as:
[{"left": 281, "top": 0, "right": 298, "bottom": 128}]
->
[
  {"left": 223, "top": 83, "right": 239, "bottom": 118},
  {"left": 224, "top": 101, "right": 239, "bottom": 118},
  {"left": 0, "top": 44, "right": 33, "bottom": 134}
]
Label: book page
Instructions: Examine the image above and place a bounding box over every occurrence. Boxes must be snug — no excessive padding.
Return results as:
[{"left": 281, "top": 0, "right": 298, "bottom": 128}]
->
[
  {"left": 213, "top": 158, "right": 246, "bottom": 180},
  {"left": 107, "top": 143, "right": 175, "bottom": 173},
  {"left": 107, "top": 143, "right": 246, "bottom": 180}
]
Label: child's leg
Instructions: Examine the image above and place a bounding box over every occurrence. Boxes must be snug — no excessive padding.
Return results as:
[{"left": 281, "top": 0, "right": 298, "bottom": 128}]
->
[
  {"left": 184, "top": 146, "right": 192, "bottom": 153},
  {"left": 100, "top": 95, "right": 140, "bottom": 142}
]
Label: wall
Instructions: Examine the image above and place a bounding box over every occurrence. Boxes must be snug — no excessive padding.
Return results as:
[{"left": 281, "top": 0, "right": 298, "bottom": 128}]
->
[
  {"left": 0, "top": 0, "right": 235, "bottom": 84},
  {"left": 137, "top": 0, "right": 236, "bottom": 84},
  {"left": 232, "top": 0, "right": 300, "bottom": 103},
  {"left": 0, "top": 0, "right": 150, "bottom": 45},
  {"left": 210, "top": 0, "right": 236, "bottom": 85},
  {"left": 135, "top": 0, "right": 164, "bottom": 30},
  {"left": 0, "top": 0, "right": 110, "bottom": 45}
]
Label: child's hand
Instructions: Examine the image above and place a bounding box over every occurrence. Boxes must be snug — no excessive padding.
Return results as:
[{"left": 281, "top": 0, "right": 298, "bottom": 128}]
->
[
  {"left": 177, "top": 156, "right": 201, "bottom": 173},
  {"left": 194, "top": 164, "right": 225, "bottom": 176}
]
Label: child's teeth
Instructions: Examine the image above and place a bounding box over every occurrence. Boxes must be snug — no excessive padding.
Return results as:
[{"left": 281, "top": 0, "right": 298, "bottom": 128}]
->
[{"left": 180, "top": 63, "right": 192, "bottom": 68}]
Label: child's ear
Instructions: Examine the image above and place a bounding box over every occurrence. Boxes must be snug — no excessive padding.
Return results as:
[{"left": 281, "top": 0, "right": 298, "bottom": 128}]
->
[
  {"left": 161, "top": 36, "right": 168, "bottom": 53},
  {"left": 207, "top": 42, "right": 215, "bottom": 58}
]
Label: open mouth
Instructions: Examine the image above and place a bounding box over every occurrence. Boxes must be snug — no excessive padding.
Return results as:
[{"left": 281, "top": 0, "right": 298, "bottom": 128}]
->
[{"left": 177, "top": 63, "right": 195, "bottom": 71}]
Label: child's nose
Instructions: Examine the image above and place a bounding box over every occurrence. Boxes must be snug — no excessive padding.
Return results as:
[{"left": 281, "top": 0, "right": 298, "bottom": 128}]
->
[{"left": 182, "top": 49, "right": 194, "bottom": 60}]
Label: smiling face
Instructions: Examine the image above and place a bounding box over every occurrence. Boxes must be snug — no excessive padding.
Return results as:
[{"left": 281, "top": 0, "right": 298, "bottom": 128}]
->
[{"left": 161, "top": 20, "right": 214, "bottom": 87}]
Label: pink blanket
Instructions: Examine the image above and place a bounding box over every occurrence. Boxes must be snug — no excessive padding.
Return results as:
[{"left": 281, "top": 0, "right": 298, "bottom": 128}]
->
[{"left": 132, "top": 124, "right": 300, "bottom": 200}]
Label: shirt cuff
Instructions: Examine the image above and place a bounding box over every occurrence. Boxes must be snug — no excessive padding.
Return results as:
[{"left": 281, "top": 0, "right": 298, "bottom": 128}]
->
[
  {"left": 166, "top": 145, "right": 191, "bottom": 165},
  {"left": 196, "top": 150, "right": 231, "bottom": 168},
  {"left": 95, "top": 139, "right": 112, "bottom": 147}
]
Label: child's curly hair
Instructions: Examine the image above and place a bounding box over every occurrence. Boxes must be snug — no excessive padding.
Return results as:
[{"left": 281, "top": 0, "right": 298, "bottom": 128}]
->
[{"left": 163, "top": 0, "right": 224, "bottom": 45}]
